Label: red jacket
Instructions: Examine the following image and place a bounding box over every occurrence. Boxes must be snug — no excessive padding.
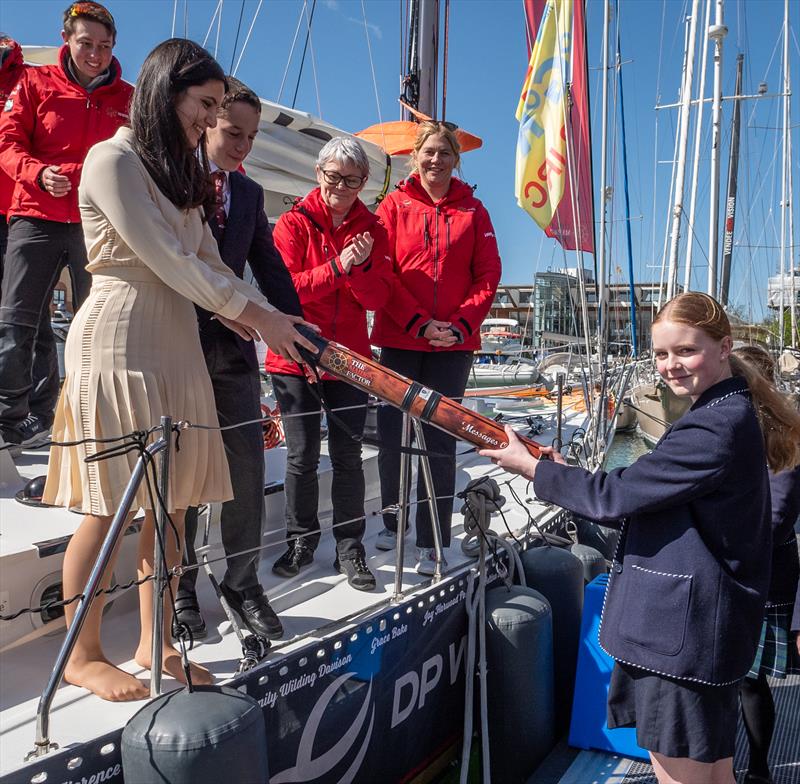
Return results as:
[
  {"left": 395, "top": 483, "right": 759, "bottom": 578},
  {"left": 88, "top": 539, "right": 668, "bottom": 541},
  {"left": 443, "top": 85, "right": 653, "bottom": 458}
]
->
[
  {"left": 265, "top": 187, "right": 393, "bottom": 377},
  {"left": 0, "top": 45, "right": 132, "bottom": 224},
  {"left": 0, "top": 39, "right": 26, "bottom": 216},
  {"left": 371, "top": 174, "right": 501, "bottom": 352}
]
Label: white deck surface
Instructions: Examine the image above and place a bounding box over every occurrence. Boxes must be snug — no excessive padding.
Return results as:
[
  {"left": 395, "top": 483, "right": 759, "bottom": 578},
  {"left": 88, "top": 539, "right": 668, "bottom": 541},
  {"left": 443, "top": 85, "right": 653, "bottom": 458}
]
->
[{"left": 0, "top": 402, "right": 588, "bottom": 780}]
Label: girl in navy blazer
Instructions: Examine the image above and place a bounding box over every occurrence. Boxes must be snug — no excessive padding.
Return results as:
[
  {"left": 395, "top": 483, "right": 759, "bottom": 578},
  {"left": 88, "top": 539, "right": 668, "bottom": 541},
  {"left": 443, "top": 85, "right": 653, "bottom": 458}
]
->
[
  {"left": 733, "top": 347, "right": 800, "bottom": 784},
  {"left": 481, "top": 293, "right": 800, "bottom": 784}
]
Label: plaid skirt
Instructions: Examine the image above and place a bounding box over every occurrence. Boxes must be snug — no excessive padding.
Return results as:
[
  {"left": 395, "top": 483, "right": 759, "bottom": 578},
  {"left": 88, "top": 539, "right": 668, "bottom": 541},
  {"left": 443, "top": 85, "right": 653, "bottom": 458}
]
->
[{"left": 747, "top": 604, "right": 800, "bottom": 679}]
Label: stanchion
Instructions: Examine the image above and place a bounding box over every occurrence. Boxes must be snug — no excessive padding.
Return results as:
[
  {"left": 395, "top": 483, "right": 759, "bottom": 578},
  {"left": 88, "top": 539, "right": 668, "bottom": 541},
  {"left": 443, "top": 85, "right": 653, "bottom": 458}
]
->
[
  {"left": 27, "top": 437, "right": 168, "bottom": 760},
  {"left": 393, "top": 413, "right": 413, "bottom": 601},
  {"left": 412, "top": 420, "right": 444, "bottom": 581},
  {"left": 150, "top": 415, "right": 172, "bottom": 698},
  {"left": 554, "top": 373, "right": 565, "bottom": 452}
]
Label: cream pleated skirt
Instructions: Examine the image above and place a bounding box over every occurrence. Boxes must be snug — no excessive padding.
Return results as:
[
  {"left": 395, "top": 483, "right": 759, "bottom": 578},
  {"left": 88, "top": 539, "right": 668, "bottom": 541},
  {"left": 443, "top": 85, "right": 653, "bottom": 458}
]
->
[{"left": 43, "top": 267, "right": 234, "bottom": 516}]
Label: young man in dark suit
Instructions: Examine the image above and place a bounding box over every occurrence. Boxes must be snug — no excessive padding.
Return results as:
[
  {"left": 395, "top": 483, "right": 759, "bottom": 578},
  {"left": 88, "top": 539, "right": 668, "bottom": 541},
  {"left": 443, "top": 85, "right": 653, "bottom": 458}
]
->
[{"left": 174, "top": 78, "right": 303, "bottom": 641}]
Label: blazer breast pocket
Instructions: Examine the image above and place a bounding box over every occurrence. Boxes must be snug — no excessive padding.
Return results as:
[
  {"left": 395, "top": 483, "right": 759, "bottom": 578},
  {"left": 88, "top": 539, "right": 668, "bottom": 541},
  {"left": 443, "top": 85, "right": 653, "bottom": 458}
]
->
[{"left": 619, "top": 564, "right": 692, "bottom": 657}]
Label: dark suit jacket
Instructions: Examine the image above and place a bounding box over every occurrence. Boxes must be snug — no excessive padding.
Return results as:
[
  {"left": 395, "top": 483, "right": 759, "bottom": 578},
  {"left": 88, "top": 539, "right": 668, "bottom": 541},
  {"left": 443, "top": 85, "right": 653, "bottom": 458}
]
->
[
  {"left": 534, "top": 376, "right": 771, "bottom": 685},
  {"left": 197, "top": 170, "right": 303, "bottom": 369}
]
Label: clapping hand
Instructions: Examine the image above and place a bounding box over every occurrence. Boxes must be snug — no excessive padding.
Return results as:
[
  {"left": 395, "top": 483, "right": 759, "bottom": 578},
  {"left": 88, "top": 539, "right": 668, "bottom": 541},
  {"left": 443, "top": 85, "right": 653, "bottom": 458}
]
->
[{"left": 340, "top": 232, "right": 374, "bottom": 273}]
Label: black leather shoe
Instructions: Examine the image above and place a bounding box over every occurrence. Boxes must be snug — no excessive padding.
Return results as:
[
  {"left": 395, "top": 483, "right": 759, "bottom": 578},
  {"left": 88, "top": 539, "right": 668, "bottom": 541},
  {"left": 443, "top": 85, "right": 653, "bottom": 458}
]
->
[
  {"left": 272, "top": 539, "right": 314, "bottom": 578},
  {"left": 220, "top": 583, "right": 284, "bottom": 640},
  {"left": 334, "top": 553, "right": 377, "bottom": 592},
  {"left": 172, "top": 593, "right": 207, "bottom": 641},
  {"left": 741, "top": 773, "right": 774, "bottom": 784}
]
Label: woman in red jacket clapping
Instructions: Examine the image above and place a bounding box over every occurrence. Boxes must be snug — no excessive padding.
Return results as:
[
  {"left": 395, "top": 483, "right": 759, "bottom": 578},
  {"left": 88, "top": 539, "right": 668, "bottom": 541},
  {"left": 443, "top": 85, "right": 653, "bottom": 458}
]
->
[
  {"left": 372, "top": 121, "right": 501, "bottom": 575},
  {"left": 266, "top": 137, "right": 392, "bottom": 592}
]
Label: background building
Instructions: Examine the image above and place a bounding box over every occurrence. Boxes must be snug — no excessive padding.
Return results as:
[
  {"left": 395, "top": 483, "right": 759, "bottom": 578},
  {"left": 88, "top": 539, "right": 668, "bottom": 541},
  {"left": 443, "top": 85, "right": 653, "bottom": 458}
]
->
[{"left": 486, "top": 270, "right": 673, "bottom": 355}]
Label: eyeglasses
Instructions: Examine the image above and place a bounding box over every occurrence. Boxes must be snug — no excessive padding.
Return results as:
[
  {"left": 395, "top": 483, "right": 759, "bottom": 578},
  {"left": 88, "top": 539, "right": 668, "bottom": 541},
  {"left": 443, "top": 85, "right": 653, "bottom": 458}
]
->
[{"left": 321, "top": 170, "right": 367, "bottom": 189}]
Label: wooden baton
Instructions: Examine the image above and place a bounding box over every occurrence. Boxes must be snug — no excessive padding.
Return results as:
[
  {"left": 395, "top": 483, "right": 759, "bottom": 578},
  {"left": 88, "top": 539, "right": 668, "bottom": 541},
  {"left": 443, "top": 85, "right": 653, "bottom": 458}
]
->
[{"left": 293, "top": 326, "right": 544, "bottom": 459}]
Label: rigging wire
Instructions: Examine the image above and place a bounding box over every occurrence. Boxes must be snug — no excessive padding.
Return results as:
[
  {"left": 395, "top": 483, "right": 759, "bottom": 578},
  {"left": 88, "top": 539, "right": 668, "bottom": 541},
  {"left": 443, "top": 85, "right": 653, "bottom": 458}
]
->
[
  {"left": 291, "top": 0, "right": 318, "bottom": 110},
  {"left": 303, "top": 0, "right": 323, "bottom": 117},
  {"left": 171, "top": 0, "right": 178, "bottom": 37},
  {"left": 277, "top": 1, "right": 308, "bottom": 104},
  {"left": 215, "top": 0, "right": 224, "bottom": 60},
  {"left": 229, "top": 0, "right": 246, "bottom": 73},
  {"left": 233, "top": 0, "right": 264, "bottom": 77},
  {"left": 201, "top": 0, "right": 223, "bottom": 47},
  {"left": 361, "top": 0, "right": 386, "bottom": 151}
]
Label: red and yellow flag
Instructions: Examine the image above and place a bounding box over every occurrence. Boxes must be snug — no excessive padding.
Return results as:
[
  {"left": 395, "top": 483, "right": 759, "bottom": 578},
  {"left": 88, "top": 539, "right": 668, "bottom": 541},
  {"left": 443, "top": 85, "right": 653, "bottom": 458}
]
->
[{"left": 515, "top": 0, "right": 574, "bottom": 231}]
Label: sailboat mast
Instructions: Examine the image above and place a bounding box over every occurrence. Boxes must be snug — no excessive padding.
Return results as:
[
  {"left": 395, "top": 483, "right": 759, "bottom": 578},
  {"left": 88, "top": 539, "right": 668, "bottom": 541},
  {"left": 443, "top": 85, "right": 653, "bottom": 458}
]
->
[
  {"left": 684, "top": 0, "right": 712, "bottom": 290},
  {"left": 616, "top": 26, "right": 638, "bottom": 354},
  {"left": 789, "top": 85, "right": 797, "bottom": 346},
  {"left": 666, "top": 0, "right": 700, "bottom": 301},
  {"left": 597, "top": 0, "right": 611, "bottom": 360},
  {"left": 719, "top": 53, "right": 743, "bottom": 307},
  {"left": 779, "top": 0, "right": 790, "bottom": 350},
  {"left": 417, "top": 0, "right": 440, "bottom": 118},
  {"left": 707, "top": 0, "right": 727, "bottom": 296}
]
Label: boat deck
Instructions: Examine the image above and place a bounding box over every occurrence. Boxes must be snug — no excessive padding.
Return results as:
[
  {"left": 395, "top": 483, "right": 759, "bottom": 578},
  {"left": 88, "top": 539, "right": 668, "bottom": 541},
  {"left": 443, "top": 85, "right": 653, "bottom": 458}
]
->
[{"left": 1, "top": 401, "right": 585, "bottom": 782}]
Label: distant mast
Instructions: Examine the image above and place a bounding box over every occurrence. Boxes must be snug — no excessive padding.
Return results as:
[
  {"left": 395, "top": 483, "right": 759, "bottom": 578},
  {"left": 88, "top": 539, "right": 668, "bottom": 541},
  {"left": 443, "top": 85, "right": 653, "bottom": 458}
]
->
[
  {"left": 718, "top": 53, "right": 743, "bottom": 308},
  {"left": 707, "top": 0, "right": 728, "bottom": 296}
]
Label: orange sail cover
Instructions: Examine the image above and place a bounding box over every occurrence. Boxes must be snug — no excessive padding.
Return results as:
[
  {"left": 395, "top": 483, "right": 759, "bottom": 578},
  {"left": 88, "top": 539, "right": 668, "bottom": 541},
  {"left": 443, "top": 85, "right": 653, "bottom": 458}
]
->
[{"left": 356, "top": 120, "right": 482, "bottom": 156}]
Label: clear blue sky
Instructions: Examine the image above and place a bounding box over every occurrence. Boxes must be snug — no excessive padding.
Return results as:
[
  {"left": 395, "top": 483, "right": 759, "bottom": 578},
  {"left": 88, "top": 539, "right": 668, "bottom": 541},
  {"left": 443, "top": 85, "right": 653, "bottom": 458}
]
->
[{"left": 1, "top": 0, "right": 797, "bottom": 321}]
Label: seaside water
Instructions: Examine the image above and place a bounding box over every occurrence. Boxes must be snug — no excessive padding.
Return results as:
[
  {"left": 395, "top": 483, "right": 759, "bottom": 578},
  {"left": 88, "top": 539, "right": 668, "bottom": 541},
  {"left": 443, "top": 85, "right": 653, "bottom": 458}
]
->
[{"left": 604, "top": 430, "right": 651, "bottom": 470}]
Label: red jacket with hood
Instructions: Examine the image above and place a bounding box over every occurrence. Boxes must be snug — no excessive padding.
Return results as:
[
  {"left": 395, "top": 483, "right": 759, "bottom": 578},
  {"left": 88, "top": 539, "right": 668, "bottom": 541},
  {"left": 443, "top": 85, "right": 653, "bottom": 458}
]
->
[
  {"left": 265, "top": 187, "right": 393, "bottom": 378},
  {"left": 371, "top": 174, "right": 501, "bottom": 352},
  {"left": 0, "top": 45, "right": 132, "bottom": 224},
  {"left": 0, "top": 38, "right": 26, "bottom": 216}
]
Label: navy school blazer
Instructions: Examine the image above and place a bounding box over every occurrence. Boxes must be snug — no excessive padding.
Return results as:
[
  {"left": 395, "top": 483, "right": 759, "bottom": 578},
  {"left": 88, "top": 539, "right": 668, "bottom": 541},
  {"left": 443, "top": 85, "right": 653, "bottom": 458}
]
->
[
  {"left": 534, "top": 376, "right": 771, "bottom": 685},
  {"left": 196, "top": 170, "right": 303, "bottom": 369},
  {"left": 767, "top": 464, "right": 800, "bottom": 610}
]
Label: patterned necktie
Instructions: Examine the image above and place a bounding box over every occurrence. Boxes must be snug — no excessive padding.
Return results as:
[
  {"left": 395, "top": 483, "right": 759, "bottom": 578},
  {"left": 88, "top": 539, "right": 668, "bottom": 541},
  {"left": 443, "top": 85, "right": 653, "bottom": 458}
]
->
[{"left": 212, "top": 170, "right": 227, "bottom": 233}]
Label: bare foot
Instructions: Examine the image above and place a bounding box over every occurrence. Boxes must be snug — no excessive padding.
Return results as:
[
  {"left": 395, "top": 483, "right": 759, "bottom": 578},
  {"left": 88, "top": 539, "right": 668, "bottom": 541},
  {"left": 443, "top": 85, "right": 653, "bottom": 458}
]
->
[
  {"left": 135, "top": 646, "right": 214, "bottom": 686},
  {"left": 65, "top": 658, "right": 149, "bottom": 702}
]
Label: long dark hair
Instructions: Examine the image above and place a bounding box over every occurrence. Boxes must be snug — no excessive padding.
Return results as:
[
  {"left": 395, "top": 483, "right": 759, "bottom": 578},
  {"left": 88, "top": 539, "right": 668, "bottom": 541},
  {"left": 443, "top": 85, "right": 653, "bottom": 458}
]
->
[{"left": 130, "top": 39, "right": 227, "bottom": 210}]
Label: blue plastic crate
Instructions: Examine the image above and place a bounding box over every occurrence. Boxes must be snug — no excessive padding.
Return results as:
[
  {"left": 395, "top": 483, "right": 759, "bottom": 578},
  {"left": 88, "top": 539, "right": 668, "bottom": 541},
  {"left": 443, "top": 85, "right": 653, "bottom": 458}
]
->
[{"left": 568, "top": 574, "right": 649, "bottom": 760}]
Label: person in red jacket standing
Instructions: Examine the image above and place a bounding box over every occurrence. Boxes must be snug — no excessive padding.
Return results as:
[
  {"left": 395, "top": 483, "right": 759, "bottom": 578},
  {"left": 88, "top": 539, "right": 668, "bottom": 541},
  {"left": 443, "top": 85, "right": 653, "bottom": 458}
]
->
[
  {"left": 0, "top": 2, "right": 132, "bottom": 452},
  {"left": 266, "top": 137, "right": 393, "bottom": 592},
  {"left": 0, "top": 35, "right": 26, "bottom": 273},
  {"left": 372, "top": 121, "right": 501, "bottom": 575}
]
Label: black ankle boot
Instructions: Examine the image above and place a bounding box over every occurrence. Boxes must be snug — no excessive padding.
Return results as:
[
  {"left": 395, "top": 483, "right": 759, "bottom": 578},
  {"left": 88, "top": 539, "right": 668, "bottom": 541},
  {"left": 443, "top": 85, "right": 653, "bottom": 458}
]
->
[
  {"left": 335, "top": 553, "right": 377, "bottom": 592},
  {"left": 272, "top": 538, "right": 314, "bottom": 578}
]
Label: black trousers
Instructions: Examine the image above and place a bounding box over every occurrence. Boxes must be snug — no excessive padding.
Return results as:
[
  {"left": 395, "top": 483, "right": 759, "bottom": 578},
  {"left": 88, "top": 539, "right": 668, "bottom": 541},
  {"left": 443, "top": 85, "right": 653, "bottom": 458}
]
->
[
  {"left": 180, "top": 342, "right": 266, "bottom": 600},
  {"left": 271, "top": 373, "right": 368, "bottom": 559},
  {"left": 377, "top": 348, "right": 473, "bottom": 549},
  {"left": 0, "top": 217, "right": 90, "bottom": 431},
  {"left": 0, "top": 215, "right": 7, "bottom": 289}
]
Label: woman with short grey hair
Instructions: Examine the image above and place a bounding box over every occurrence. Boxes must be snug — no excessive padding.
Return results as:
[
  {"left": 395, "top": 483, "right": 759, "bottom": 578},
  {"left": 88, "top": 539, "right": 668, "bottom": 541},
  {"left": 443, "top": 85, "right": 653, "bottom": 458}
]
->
[
  {"left": 266, "top": 136, "right": 391, "bottom": 592},
  {"left": 315, "top": 136, "right": 370, "bottom": 179}
]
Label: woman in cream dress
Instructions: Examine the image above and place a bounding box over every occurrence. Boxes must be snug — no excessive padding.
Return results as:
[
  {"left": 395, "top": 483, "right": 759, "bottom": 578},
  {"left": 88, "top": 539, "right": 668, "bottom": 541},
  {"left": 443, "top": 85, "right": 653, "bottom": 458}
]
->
[{"left": 43, "top": 39, "right": 316, "bottom": 702}]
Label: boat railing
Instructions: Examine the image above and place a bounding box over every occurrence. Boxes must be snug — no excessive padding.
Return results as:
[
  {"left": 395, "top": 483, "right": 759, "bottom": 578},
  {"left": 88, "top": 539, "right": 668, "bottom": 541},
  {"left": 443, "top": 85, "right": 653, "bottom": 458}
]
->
[
  {"left": 20, "top": 386, "right": 591, "bottom": 760},
  {"left": 24, "top": 407, "right": 456, "bottom": 759},
  {"left": 26, "top": 417, "right": 173, "bottom": 762}
]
